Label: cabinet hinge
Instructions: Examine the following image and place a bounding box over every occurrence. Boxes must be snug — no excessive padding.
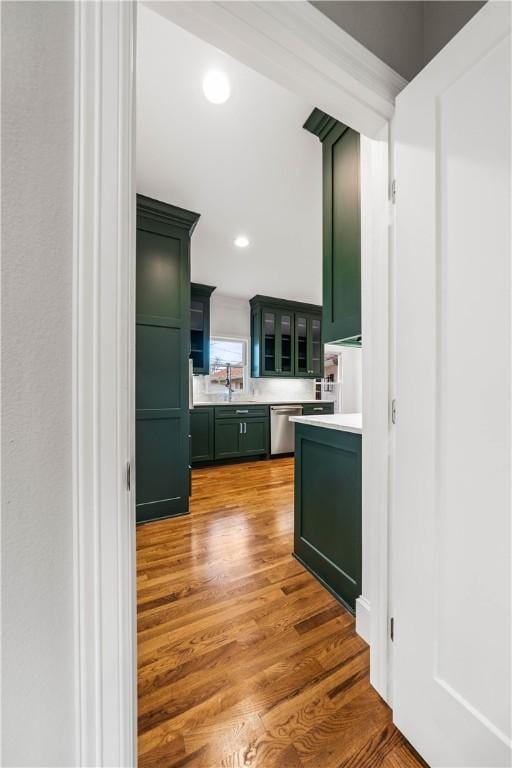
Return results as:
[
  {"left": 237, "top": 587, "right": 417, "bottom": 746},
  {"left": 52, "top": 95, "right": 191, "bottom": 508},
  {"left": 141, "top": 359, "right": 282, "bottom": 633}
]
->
[
  {"left": 126, "top": 461, "right": 131, "bottom": 491},
  {"left": 390, "top": 616, "right": 395, "bottom": 642},
  {"left": 391, "top": 179, "right": 396, "bottom": 204},
  {"left": 391, "top": 399, "right": 397, "bottom": 425}
]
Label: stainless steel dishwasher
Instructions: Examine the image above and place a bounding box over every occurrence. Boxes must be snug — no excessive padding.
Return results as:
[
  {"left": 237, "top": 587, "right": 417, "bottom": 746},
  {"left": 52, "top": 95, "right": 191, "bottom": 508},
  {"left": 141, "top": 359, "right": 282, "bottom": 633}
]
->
[{"left": 270, "top": 405, "right": 303, "bottom": 455}]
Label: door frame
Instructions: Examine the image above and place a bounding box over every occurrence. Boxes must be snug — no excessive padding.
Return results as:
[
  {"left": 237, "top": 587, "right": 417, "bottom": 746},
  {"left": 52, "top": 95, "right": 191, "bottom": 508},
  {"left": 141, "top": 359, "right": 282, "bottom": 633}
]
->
[
  {"left": 73, "top": 2, "right": 136, "bottom": 765},
  {"left": 74, "top": 1, "right": 398, "bottom": 761}
]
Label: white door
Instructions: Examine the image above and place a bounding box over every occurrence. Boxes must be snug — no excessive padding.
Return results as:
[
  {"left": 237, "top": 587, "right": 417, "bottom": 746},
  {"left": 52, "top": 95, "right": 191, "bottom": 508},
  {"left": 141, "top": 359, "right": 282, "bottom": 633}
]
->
[{"left": 393, "top": 3, "right": 511, "bottom": 767}]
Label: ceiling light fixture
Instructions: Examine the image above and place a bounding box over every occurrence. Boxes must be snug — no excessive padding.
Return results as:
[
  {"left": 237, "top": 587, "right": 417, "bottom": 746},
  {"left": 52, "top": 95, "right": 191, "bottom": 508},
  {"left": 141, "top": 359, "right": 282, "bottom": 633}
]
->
[
  {"left": 202, "top": 70, "right": 231, "bottom": 104},
  {"left": 234, "top": 235, "right": 250, "bottom": 248}
]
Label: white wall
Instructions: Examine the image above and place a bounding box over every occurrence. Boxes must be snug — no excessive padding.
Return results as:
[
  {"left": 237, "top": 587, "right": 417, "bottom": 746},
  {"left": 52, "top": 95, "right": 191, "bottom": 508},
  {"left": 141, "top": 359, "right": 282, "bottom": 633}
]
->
[
  {"left": 1, "top": 2, "right": 76, "bottom": 765},
  {"left": 210, "top": 292, "right": 251, "bottom": 339},
  {"left": 339, "top": 347, "right": 363, "bottom": 413}
]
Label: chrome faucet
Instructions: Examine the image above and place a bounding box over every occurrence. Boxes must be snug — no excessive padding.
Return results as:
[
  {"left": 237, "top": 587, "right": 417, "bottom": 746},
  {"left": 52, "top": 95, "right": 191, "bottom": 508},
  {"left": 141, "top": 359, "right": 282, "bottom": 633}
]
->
[{"left": 224, "top": 362, "right": 234, "bottom": 402}]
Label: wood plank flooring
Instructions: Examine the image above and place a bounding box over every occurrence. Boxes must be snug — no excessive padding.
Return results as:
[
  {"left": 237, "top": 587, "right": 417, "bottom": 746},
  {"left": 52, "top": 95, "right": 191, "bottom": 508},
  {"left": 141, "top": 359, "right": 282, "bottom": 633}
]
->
[{"left": 137, "top": 457, "right": 427, "bottom": 768}]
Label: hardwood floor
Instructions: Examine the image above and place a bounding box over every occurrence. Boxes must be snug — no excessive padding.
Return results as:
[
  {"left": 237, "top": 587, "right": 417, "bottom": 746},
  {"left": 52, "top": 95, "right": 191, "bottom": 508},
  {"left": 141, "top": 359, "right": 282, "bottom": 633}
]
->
[{"left": 137, "top": 458, "right": 427, "bottom": 768}]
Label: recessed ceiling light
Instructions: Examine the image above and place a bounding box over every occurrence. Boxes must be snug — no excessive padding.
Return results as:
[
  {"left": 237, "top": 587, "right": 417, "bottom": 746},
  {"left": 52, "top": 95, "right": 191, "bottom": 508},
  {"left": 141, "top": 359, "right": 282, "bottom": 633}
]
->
[
  {"left": 202, "top": 70, "right": 230, "bottom": 104},
  {"left": 234, "top": 235, "right": 250, "bottom": 248}
]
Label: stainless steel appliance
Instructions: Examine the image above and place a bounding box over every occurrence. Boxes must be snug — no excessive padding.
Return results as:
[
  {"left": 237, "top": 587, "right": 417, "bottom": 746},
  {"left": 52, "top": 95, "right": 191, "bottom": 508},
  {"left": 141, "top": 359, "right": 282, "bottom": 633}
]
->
[{"left": 270, "top": 405, "right": 303, "bottom": 455}]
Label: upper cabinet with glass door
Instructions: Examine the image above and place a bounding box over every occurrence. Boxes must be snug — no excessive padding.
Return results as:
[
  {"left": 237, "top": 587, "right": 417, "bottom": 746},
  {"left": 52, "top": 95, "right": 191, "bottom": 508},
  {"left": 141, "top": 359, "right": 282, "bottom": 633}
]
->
[
  {"left": 295, "top": 314, "right": 322, "bottom": 378},
  {"left": 261, "top": 309, "right": 293, "bottom": 376},
  {"left": 250, "top": 296, "right": 322, "bottom": 379},
  {"left": 190, "top": 283, "right": 216, "bottom": 374}
]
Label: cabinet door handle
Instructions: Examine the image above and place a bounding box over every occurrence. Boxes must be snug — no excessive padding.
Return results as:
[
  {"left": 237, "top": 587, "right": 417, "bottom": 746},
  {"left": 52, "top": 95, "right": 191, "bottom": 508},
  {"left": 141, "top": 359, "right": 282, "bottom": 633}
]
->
[
  {"left": 244, "top": 422, "right": 247, "bottom": 434},
  {"left": 239, "top": 422, "right": 243, "bottom": 434}
]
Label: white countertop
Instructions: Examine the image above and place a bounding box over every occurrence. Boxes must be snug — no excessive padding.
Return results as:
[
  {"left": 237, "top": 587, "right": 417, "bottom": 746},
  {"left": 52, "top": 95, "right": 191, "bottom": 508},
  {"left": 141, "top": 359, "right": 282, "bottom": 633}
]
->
[
  {"left": 193, "top": 399, "right": 332, "bottom": 407},
  {"left": 290, "top": 412, "right": 362, "bottom": 435}
]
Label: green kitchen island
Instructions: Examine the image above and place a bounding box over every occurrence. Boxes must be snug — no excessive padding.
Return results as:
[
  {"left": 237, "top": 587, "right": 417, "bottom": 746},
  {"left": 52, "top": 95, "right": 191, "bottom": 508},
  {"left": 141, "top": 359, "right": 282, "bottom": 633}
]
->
[{"left": 290, "top": 412, "right": 362, "bottom": 613}]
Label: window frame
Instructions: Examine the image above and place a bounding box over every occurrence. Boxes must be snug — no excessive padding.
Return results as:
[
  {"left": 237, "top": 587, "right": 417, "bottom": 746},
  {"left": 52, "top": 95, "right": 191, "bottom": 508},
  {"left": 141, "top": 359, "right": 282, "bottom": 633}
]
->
[{"left": 208, "top": 334, "right": 249, "bottom": 393}]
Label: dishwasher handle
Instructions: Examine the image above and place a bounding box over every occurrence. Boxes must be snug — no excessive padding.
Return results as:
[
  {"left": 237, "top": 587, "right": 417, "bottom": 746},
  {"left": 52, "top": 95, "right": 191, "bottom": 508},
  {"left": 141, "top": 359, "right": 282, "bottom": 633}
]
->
[{"left": 270, "top": 406, "right": 303, "bottom": 414}]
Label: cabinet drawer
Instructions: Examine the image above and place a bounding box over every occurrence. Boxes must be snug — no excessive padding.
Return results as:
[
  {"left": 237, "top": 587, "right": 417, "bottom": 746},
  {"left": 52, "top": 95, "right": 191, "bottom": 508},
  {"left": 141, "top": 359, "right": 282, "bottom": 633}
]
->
[
  {"left": 215, "top": 405, "right": 269, "bottom": 420},
  {"left": 302, "top": 402, "right": 335, "bottom": 416}
]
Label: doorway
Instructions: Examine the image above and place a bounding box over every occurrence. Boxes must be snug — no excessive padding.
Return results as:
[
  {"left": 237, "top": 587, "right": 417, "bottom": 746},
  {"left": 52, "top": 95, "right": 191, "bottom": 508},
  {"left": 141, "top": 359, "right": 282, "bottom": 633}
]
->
[
  {"left": 73, "top": 2, "right": 395, "bottom": 764},
  {"left": 134, "top": 4, "right": 393, "bottom": 766}
]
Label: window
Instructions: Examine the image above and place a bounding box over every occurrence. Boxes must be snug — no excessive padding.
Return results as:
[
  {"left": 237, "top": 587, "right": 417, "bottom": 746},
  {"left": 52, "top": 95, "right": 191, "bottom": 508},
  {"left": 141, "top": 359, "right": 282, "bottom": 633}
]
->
[{"left": 208, "top": 337, "right": 247, "bottom": 393}]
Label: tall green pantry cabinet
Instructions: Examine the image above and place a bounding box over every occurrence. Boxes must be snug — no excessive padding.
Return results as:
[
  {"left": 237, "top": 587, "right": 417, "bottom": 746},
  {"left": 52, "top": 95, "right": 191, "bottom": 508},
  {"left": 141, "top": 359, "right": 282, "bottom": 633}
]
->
[{"left": 136, "top": 196, "right": 200, "bottom": 523}]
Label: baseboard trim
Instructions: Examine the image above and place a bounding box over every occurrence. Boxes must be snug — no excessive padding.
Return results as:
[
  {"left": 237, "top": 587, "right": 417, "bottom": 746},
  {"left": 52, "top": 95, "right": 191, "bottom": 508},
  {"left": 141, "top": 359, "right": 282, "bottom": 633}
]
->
[{"left": 356, "top": 596, "right": 371, "bottom": 644}]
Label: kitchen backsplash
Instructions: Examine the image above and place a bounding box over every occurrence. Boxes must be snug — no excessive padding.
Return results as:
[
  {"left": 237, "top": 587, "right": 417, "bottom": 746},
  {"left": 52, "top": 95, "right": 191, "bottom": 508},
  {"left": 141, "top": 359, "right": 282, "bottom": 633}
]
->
[
  {"left": 252, "top": 377, "right": 316, "bottom": 401},
  {"left": 193, "top": 374, "right": 317, "bottom": 403}
]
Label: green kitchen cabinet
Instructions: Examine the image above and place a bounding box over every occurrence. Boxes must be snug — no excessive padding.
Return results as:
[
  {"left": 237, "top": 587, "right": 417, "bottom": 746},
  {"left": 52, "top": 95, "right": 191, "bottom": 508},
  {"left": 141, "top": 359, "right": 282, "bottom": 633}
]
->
[
  {"left": 214, "top": 418, "right": 270, "bottom": 460},
  {"left": 302, "top": 402, "right": 335, "bottom": 416},
  {"left": 136, "top": 195, "right": 200, "bottom": 523},
  {"left": 214, "top": 418, "right": 269, "bottom": 460},
  {"left": 239, "top": 418, "right": 269, "bottom": 457},
  {"left": 294, "top": 422, "right": 361, "bottom": 611},
  {"left": 250, "top": 295, "right": 322, "bottom": 378},
  {"left": 261, "top": 309, "right": 293, "bottom": 377},
  {"left": 304, "top": 109, "right": 361, "bottom": 346},
  {"left": 214, "top": 406, "right": 269, "bottom": 460},
  {"left": 190, "top": 283, "right": 215, "bottom": 374},
  {"left": 252, "top": 305, "right": 294, "bottom": 377},
  {"left": 214, "top": 419, "right": 242, "bottom": 460},
  {"left": 295, "top": 313, "right": 323, "bottom": 378},
  {"left": 190, "top": 406, "right": 214, "bottom": 464},
  {"left": 214, "top": 405, "right": 268, "bottom": 419}
]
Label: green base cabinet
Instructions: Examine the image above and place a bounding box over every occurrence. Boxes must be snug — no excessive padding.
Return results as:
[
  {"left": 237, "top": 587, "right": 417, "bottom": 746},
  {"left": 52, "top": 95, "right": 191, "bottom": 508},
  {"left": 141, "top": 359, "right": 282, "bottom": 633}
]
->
[
  {"left": 294, "top": 422, "right": 361, "bottom": 611},
  {"left": 304, "top": 109, "right": 361, "bottom": 346},
  {"left": 214, "top": 418, "right": 269, "bottom": 460},
  {"left": 240, "top": 418, "right": 269, "bottom": 457},
  {"left": 190, "top": 406, "right": 214, "bottom": 464},
  {"left": 214, "top": 418, "right": 244, "bottom": 460},
  {"left": 302, "top": 402, "right": 334, "bottom": 416},
  {"left": 214, "top": 406, "right": 269, "bottom": 460}
]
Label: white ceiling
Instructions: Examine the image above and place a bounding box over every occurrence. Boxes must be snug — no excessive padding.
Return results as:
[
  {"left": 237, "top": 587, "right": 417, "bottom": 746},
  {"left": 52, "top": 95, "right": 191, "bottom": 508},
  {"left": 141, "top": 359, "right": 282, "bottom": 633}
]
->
[{"left": 136, "top": 4, "right": 322, "bottom": 304}]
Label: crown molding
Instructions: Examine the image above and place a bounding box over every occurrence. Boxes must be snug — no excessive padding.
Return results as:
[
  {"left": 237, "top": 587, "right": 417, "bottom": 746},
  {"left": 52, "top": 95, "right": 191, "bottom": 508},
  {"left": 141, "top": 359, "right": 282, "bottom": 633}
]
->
[
  {"left": 192, "top": 282, "right": 216, "bottom": 298},
  {"left": 145, "top": 0, "right": 408, "bottom": 136},
  {"left": 303, "top": 107, "right": 347, "bottom": 142},
  {"left": 137, "top": 194, "right": 201, "bottom": 234},
  {"left": 249, "top": 294, "right": 321, "bottom": 315}
]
